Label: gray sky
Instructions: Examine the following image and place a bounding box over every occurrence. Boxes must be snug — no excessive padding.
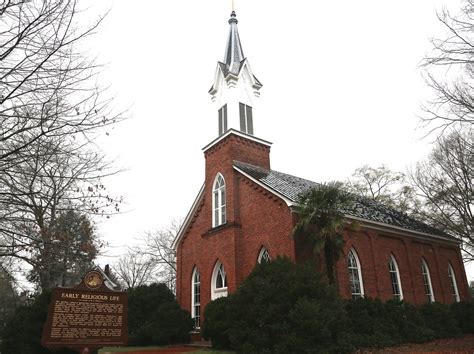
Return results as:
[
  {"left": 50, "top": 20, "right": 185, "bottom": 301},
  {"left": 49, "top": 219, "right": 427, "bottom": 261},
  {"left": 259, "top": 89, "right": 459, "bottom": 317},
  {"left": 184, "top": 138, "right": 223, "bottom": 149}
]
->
[{"left": 81, "top": 0, "right": 473, "bottom": 282}]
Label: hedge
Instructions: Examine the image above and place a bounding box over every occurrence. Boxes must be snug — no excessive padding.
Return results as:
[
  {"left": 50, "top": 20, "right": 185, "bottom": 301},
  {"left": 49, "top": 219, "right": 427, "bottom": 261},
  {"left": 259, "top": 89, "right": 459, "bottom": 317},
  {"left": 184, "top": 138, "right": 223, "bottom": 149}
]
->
[{"left": 203, "top": 258, "right": 474, "bottom": 352}]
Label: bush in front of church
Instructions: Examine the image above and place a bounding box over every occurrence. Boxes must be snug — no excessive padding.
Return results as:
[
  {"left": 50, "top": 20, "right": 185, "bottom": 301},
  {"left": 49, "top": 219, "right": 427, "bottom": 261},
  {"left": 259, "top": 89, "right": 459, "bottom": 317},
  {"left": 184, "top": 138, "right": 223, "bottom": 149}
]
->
[
  {"left": 201, "top": 296, "right": 233, "bottom": 349},
  {"left": 420, "top": 302, "right": 461, "bottom": 339},
  {"left": 345, "top": 297, "right": 434, "bottom": 348},
  {"left": 451, "top": 300, "right": 474, "bottom": 334},
  {"left": 127, "top": 283, "right": 193, "bottom": 346},
  {"left": 203, "top": 257, "right": 354, "bottom": 353}
]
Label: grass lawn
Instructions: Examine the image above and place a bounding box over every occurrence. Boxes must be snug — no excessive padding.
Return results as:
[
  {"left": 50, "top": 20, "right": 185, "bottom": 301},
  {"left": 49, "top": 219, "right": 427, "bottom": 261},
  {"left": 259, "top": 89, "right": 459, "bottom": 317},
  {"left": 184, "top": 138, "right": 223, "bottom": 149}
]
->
[
  {"left": 99, "top": 347, "right": 234, "bottom": 354},
  {"left": 99, "top": 347, "right": 165, "bottom": 353},
  {"left": 193, "top": 351, "right": 234, "bottom": 354}
]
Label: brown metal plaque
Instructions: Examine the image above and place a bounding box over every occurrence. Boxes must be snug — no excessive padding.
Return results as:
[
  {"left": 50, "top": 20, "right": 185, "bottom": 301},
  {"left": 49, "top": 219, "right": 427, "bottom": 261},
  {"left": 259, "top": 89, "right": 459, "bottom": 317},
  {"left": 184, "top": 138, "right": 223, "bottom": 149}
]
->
[{"left": 42, "top": 271, "right": 128, "bottom": 349}]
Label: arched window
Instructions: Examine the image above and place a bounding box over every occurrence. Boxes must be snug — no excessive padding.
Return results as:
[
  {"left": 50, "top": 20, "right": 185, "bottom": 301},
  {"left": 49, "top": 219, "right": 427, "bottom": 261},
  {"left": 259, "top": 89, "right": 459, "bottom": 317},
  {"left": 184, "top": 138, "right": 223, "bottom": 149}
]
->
[
  {"left": 421, "top": 259, "right": 435, "bottom": 303},
  {"left": 448, "top": 263, "right": 460, "bottom": 302},
  {"left": 191, "top": 268, "right": 201, "bottom": 328},
  {"left": 257, "top": 247, "right": 271, "bottom": 264},
  {"left": 211, "top": 261, "right": 228, "bottom": 300},
  {"left": 389, "top": 255, "right": 403, "bottom": 300},
  {"left": 212, "top": 174, "right": 226, "bottom": 227},
  {"left": 347, "top": 249, "right": 364, "bottom": 299}
]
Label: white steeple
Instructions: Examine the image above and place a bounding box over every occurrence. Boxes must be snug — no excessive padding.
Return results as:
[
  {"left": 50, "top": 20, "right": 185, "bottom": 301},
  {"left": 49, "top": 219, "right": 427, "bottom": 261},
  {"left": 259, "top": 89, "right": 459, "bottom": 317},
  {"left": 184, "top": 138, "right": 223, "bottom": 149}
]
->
[{"left": 209, "top": 10, "right": 262, "bottom": 137}]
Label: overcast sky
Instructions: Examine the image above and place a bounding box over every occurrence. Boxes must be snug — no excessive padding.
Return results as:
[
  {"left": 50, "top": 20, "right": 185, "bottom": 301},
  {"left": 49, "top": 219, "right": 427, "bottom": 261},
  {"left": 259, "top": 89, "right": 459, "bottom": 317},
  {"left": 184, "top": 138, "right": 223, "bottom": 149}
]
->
[{"left": 79, "top": 0, "right": 473, "bottom": 281}]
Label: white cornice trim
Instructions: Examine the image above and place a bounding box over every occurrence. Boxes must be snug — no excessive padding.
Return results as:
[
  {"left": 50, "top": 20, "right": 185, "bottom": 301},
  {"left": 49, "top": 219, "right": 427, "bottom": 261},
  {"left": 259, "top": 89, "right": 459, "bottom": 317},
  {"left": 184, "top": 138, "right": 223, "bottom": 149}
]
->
[
  {"left": 344, "top": 215, "right": 460, "bottom": 245},
  {"left": 233, "top": 165, "right": 293, "bottom": 207},
  {"left": 172, "top": 184, "right": 205, "bottom": 250},
  {"left": 202, "top": 129, "right": 272, "bottom": 153}
]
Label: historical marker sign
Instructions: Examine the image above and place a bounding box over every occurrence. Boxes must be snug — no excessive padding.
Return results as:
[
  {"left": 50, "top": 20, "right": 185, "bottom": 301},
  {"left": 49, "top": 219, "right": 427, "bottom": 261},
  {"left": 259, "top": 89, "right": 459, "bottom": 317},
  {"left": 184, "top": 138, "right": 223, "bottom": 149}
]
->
[{"left": 42, "top": 269, "right": 128, "bottom": 350}]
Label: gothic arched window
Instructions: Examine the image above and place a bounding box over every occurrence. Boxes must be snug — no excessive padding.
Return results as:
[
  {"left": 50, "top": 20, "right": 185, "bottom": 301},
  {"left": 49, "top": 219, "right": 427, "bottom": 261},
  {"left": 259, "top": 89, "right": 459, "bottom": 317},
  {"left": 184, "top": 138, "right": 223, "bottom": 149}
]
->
[
  {"left": 212, "top": 174, "right": 226, "bottom": 227},
  {"left": 421, "top": 259, "right": 435, "bottom": 303},
  {"left": 389, "top": 255, "right": 403, "bottom": 300},
  {"left": 211, "top": 261, "right": 228, "bottom": 300},
  {"left": 347, "top": 248, "right": 364, "bottom": 299},
  {"left": 257, "top": 247, "right": 271, "bottom": 264},
  {"left": 191, "top": 267, "right": 201, "bottom": 328},
  {"left": 448, "top": 263, "right": 460, "bottom": 302}
]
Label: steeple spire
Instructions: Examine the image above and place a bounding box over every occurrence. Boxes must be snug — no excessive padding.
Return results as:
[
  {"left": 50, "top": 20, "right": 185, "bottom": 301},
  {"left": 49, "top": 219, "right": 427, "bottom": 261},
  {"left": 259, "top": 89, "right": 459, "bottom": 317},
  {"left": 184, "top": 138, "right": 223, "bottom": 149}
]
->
[
  {"left": 224, "top": 10, "right": 245, "bottom": 75},
  {"left": 209, "top": 9, "right": 263, "bottom": 138}
]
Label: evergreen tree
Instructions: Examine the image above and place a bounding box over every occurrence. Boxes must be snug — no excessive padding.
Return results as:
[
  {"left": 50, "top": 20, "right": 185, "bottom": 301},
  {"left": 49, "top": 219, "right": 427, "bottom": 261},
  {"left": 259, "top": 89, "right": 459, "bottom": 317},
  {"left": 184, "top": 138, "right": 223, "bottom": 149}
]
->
[{"left": 27, "top": 210, "right": 100, "bottom": 290}]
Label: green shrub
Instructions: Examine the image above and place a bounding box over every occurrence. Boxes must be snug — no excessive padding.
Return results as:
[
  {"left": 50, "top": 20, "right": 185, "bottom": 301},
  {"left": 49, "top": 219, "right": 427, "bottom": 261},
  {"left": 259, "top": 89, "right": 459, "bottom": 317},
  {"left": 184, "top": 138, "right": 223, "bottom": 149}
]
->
[
  {"left": 127, "top": 283, "right": 193, "bottom": 345},
  {"left": 203, "top": 257, "right": 353, "bottom": 354},
  {"left": 282, "top": 297, "right": 354, "bottom": 353},
  {"left": 345, "top": 297, "right": 434, "bottom": 348},
  {"left": 0, "top": 291, "right": 77, "bottom": 354},
  {"left": 451, "top": 301, "right": 474, "bottom": 334},
  {"left": 421, "top": 302, "right": 461, "bottom": 339},
  {"left": 203, "top": 258, "right": 470, "bottom": 352},
  {"left": 346, "top": 297, "right": 397, "bottom": 347},
  {"left": 384, "top": 300, "right": 434, "bottom": 344},
  {"left": 202, "top": 297, "right": 233, "bottom": 349}
]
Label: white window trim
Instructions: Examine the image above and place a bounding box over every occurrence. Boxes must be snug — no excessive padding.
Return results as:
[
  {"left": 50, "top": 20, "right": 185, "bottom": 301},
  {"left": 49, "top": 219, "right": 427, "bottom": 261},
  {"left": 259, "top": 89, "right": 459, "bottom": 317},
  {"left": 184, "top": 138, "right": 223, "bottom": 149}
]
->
[
  {"left": 212, "top": 173, "right": 226, "bottom": 227},
  {"left": 211, "top": 261, "right": 228, "bottom": 300},
  {"left": 191, "top": 267, "right": 201, "bottom": 329},
  {"left": 389, "top": 254, "right": 404, "bottom": 300},
  {"left": 348, "top": 248, "right": 365, "bottom": 298},
  {"left": 448, "top": 263, "right": 460, "bottom": 302},
  {"left": 257, "top": 247, "right": 271, "bottom": 264},
  {"left": 421, "top": 259, "right": 435, "bottom": 303}
]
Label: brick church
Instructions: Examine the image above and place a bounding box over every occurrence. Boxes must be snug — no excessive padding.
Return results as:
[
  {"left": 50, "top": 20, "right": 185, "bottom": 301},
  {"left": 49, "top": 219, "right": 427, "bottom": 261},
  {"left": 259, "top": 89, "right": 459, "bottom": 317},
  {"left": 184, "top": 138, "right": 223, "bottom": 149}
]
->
[{"left": 172, "top": 10, "right": 470, "bottom": 329}]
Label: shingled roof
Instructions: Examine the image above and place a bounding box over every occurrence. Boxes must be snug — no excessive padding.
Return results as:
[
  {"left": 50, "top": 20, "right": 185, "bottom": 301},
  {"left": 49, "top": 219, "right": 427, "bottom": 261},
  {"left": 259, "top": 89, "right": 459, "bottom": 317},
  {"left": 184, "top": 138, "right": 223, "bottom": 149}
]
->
[{"left": 233, "top": 160, "right": 458, "bottom": 243}]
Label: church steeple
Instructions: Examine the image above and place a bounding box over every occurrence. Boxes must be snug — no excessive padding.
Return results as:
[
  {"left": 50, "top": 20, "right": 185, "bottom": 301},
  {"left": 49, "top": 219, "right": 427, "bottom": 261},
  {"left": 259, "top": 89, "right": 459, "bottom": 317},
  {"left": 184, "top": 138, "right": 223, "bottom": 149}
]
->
[
  {"left": 224, "top": 11, "right": 244, "bottom": 75},
  {"left": 209, "top": 10, "right": 263, "bottom": 137}
]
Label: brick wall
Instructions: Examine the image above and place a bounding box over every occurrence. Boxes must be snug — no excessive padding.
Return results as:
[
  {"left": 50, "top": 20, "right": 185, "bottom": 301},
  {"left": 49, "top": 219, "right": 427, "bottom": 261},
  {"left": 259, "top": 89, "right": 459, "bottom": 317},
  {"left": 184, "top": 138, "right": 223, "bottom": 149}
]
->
[{"left": 334, "top": 229, "right": 469, "bottom": 305}]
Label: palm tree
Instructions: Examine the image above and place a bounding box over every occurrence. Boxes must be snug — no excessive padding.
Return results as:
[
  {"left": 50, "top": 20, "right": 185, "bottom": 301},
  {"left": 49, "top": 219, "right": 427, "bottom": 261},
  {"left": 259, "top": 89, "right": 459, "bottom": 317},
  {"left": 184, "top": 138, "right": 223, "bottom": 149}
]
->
[{"left": 293, "top": 182, "right": 354, "bottom": 286}]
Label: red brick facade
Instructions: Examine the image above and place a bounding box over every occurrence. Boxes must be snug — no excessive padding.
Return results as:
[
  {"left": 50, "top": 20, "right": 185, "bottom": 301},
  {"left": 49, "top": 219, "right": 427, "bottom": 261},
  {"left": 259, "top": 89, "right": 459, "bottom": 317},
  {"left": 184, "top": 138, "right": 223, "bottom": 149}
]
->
[{"left": 175, "top": 131, "right": 470, "bottom": 325}]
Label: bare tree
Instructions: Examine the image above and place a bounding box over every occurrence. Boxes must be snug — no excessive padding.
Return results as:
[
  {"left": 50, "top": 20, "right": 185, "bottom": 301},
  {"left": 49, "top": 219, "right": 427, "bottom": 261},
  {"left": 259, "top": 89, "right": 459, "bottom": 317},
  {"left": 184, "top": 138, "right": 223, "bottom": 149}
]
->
[
  {"left": 113, "top": 250, "right": 157, "bottom": 289},
  {"left": 0, "top": 132, "right": 120, "bottom": 290},
  {"left": 113, "top": 221, "right": 179, "bottom": 292},
  {"left": 0, "top": 0, "right": 121, "bottom": 168},
  {"left": 421, "top": 0, "right": 473, "bottom": 135},
  {"left": 0, "top": 0, "right": 123, "bottom": 288},
  {"left": 141, "top": 221, "right": 180, "bottom": 293},
  {"left": 344, "top": 165, "right": 419, "bottom": 214},
  {"left": 410, "top": 130, "right": 473, "bottom": 260}
]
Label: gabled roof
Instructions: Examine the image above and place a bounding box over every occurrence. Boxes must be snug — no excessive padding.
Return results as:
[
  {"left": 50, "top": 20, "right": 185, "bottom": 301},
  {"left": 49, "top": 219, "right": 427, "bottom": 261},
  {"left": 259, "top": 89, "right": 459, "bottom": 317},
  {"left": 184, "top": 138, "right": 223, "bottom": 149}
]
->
[{"left": 233, "top": 161, "right": 458, "bottom": 244}]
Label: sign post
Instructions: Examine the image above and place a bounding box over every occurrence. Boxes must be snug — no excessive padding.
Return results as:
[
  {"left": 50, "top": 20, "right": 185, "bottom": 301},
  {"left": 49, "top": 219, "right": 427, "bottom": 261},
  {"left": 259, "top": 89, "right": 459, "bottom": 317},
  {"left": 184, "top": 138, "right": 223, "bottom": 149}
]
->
[{"left": 42, "top": 270, "right": 128, "bottom": 353}]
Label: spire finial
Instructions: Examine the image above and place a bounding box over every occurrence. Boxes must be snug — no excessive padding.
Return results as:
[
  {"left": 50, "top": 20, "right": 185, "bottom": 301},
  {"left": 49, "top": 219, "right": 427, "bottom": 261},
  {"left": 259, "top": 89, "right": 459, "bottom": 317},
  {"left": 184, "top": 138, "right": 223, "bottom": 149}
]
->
[{"left": 229, "top": 0, "right": 237, "bottom": 24}]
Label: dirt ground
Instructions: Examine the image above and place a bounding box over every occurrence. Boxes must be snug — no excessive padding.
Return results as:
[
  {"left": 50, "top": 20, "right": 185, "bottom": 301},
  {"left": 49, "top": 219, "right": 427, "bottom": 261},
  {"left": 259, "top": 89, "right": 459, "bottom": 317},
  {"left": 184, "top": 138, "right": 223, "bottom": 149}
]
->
[{"left": 358, "top": 334, "right": 474, "bottom": 353}]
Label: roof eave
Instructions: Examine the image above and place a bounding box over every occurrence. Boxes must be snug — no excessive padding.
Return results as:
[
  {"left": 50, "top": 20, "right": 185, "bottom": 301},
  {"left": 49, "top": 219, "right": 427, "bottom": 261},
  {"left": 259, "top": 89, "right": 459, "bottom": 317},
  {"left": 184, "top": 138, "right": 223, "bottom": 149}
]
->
[
  {"left": 344, "top": 215, "right": 461, "bottom": 246},
  {"left": 172, "top": 184, "right": 205, "bottom": 250}
]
